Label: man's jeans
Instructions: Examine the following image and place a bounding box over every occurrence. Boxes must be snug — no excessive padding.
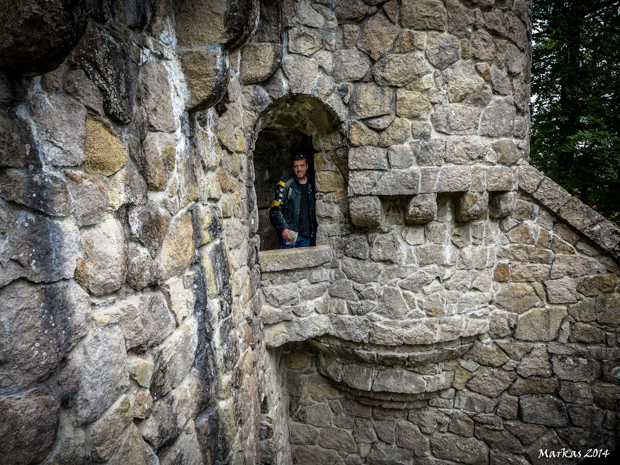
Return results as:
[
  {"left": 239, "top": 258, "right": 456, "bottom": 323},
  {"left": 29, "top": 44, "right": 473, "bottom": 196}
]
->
[{"left": 279, "top": 235, "right": 311, "bottom": 249}]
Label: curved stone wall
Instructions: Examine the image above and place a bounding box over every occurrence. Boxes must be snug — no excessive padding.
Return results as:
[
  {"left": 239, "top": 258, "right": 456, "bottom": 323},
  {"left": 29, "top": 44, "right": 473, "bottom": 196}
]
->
[{"left": 0, "top": 1, "right": 618, "bottom": 465}]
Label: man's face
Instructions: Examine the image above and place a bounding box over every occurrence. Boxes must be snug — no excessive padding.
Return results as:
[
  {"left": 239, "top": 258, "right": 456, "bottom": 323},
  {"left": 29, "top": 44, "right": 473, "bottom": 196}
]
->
[{"left": 293, "top": 159, "right": 308, "bottom": 180}]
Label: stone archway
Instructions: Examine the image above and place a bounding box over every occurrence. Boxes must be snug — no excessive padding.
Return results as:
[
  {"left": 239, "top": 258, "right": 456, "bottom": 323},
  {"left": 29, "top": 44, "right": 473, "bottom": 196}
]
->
[{"left": 251, "top": 94, "right": 347, "bottom": 251}]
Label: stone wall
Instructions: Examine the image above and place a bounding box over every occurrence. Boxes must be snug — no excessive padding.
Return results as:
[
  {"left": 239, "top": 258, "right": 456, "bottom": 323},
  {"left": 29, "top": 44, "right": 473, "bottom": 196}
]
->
[
  {"left": 1, "top": 1, "right": 263, "bottom": 464},
  {"left": 0, "top": 1, "right": 619, "bottom": 465}
]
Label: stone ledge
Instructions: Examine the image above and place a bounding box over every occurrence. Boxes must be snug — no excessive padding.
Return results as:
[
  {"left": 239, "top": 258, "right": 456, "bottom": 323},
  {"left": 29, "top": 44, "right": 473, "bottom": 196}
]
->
[{"left": 258, "top": 245, "right": 332, "bottom": 272}]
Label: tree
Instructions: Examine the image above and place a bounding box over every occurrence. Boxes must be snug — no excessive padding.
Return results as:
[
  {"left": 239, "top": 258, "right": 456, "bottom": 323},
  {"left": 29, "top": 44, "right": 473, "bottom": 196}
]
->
[{"left": 531, "top": 0, "right": 620, "bottom": 223}]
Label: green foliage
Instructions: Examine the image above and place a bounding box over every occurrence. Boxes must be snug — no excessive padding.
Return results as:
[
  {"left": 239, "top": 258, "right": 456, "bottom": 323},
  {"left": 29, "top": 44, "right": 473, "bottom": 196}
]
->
[{"left": 531, "top": 0, "right": 620, "bottom": 224}]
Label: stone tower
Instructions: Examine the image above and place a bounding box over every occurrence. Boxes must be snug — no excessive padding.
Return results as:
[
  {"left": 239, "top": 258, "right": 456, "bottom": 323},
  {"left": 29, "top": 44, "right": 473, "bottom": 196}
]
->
[{"left": 0, "top": 1, "right": 619, "bottom": 465}]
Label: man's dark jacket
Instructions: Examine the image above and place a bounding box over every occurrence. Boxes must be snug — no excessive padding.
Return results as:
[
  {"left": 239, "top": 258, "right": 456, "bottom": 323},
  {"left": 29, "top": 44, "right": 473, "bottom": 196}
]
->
[{"left": 269, "top": 174, "right": 316, "bottom": 238}]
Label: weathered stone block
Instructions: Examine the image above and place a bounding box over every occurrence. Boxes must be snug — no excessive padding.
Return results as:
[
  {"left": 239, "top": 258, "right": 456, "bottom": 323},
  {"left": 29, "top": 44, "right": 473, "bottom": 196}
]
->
[
  {"left": 544, "top": 277, "right": 577, "bottom": 304},
  {"left": 349, "top": 146, "right": 388, "bottom": 170},
  {"left": 432, "top": 105, "right": 481, "bottom": 135},
  {"left": 373, "top": 369, "right": 426, "bottom": 394},
  {"left": 517, "top": 346, "right": 552, "bottom": 378},
  {"left": 552, "top": 355, "right": 601, "bottom": 382},
  {"left": 150, "top": 324, "right": 198, "bottom": 399},
  {"left": 157, "top": 209, "right": 195, "bottom": 283},
  {"left": 30, "top": 93, "right": 86, "bottom": 166},
  {"left": 89, "top": 396, "right": 133, "bottom": 462},
  {"left": 350, "top": 196, "right": 382, "bottom": 228},
  {"left": 455, "top": 192, "right": 488, "bottom": 222},
  {"left": 341, "top": 257, "right": 382, "bottom": 284},
  {"left": 0, "top": 0, "right": 87, "bottom": 73},
  {"left": 240, "top": 43, "right": 282, "bottom": 84},
  {"left": 515, "top": 306, "right": 567, "bottom": 342},
  {"left": 396, "top": 421, "right": 429, "bottom": 451},
  {"left": 115, "top": 293, "right": 175, "bottom": 352},
  {"left": 357, "top": 13, "right": 399, "bottom": 59},
  {"left": 0, "top": 280, "right": 89, "bottom": 389},
  {"left": 495, "top": 283, "right": 538, "bottom": 314},
  {"left": 480, "top": 100, "right": 516, "bottom": 137},
  {"left": 319, "top": 427, "right": 356, "bottom": 453},
  {"left": 282, "top": 54, "right": 319, "bottom": 95},
  {"left": 520, "top": 394, "right": 568, "bottom": 427},
  {"left": 351, "top": 83, "right": 393, "bottom": 119},
  {"left": 467, "top": 367, "right": 515, "bottom": 398},
  {"left": 430, "top": 432, "right": 489, "bottom": 465},
  {"left": 0, "top": 110, "right": 41, "bottom": 169},
  {"left": 374, "top": 52, "right": 431, "bottom": 86},
  {"left": 401, "top": 0, "right": 446, "bottom": 31},
  {"left": 550, "top": 255, "right": 605, "bottom": 279},
  {"left": 379, "top": 118, "right": 411, "bottom": 147},
  {"left": 65, "top": 170, "right": 108, "bottom": 226},
  {"left": 487, "top": 166, "right": 514, "bottom": 191},
  {"left": 388, "top": 145, "right": 414, "bottom": 169},
  {"left": 0, "top": 200, "right": 79, "bottom": 287},
  {"left": 259, "top": 245, "right": 331, "bottom": 272},
  {"left": 84, "top": 116, "right": 129, "bottom": 176},
  {"left": 179, "top": 48, "right": 230, "bottom": 111},
  {"left": 138, "top": 132, "right": 177, "bottom": 191},
  {"left": 426, "top": 32, "right": 461, "bottom": 69},
  {"left": 333, "top": 48, "right": 371, "bottom": 82},
  {"left": 405, "top": 194, "right": 437, "bottom": 224},
  {"left": 489, "top": 191, "right": 517, "bottom": 219},
  {"left": 71, "top": 324, "right": 129, "bottom": 424},
  {"left": 79, "top": 216, "right": 128, "bottom": 295},
  {"left": 140, "top": 57, "right": 176, "bottom": 133},
  {"left": 372, "top": 169, "right": 420, "bottom": 195},
  {"left": 174, "top": 0, "right": 258, "bottom": 49},
  {"left": 443, "top": 60, "right": 492, "bottom": 106},
  {"left": 396, "top": 89, "right": 431, "bottom": 119},
  {"left": 0, "top": 388, "right": 60, "bottom": 465},
  {"left": 109, "top": 164, "right": 148, "bottom": 211},
  {"left": 436, "top": 166, "right": 471, "bottom": 192},
  {"left": 532, "top": 177, "right": 573, "bottom": 213},
  {"left": 0, "top": 169, "right": 71, "bottom": 217},
  {"left": 445, "top": 136, "right": 489, "bottom": 164},
  {"left": 416, "top": 139, "right": 446, "bottom": 165}
]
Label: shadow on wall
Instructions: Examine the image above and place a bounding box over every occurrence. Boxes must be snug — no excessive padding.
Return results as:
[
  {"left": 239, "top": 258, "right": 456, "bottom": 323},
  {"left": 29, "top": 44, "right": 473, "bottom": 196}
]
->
[{"left": 252, "top": 94, "right": 341, "bottom": 251}]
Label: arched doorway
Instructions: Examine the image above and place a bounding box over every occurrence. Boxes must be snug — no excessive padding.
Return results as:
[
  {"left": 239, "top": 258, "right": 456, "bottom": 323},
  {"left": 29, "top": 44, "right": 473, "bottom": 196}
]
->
[{"left": 251, "top": 94, "right": 347, "bottom": 251}]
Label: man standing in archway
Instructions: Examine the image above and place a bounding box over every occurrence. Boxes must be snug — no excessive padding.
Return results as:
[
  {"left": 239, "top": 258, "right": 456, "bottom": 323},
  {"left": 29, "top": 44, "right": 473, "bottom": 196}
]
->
[{"left": 269, "top": 154, "right": 316, "bottom": 249}]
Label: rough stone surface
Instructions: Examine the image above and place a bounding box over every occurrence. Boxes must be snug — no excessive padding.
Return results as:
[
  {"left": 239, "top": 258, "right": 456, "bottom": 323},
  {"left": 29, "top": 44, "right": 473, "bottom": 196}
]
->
[
  {"left": 84, "top": 116, "right": 129, "bottom": 176},
  {"left": 333, "top": 49, "right": 372, "bottom": 82},
  {"left": 79, "top": 217, "right": 128, "bottom": 296},
  {"left": 357, "top": 13, "right": 399, "bottom": 60},
  {"left": 515, "top": 307, "right": 567, "bottom": 342},
  {"left": 0, "top": 388, "right": 61, "bottom": 465},
  {"left": 65, "top": 170, "right": 109, "bottom": 226},
  {"left": 70, "top": 324, "right": 129, "bottom": 424},
  {"left": 72, "top": 22, "right": 138, "bottom": 123},
  {"left": 0, "top": 200, "right": 79, "bottom": 287},
  {"left": 139, "top": 132, "right": 177, "bottom": 191},
  {"left": 240, "top": 43, "right": 282, "bottom": 85},
  {"left": 0, "top": 280, "right": 89, "bottom": 389},
  {"left": 157, "top": 210, "right": 195, "bottom": 282},
  {"left": 179, "top": 48, "right": 230, "bottom": 111},
  {"left": 0, "top": 169, "right": 71, "bottom": 217},
  {"left": 141, "top": 57, "right": 176, "bottom": 132},
  {"left": 401, "top": 0, "right": 447, "bottom": 31},
  {"left": 30, "top": 93, "right": 87, "bottom": 166},
  {"left": 520, "top": 395, "right": 568, "bottom": 427}
]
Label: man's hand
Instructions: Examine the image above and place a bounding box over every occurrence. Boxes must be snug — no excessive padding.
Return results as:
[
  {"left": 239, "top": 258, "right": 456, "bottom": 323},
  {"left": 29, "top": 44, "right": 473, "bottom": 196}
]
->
[{"left": 282, "top": 229, "right": 291, "bottom": 241}]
